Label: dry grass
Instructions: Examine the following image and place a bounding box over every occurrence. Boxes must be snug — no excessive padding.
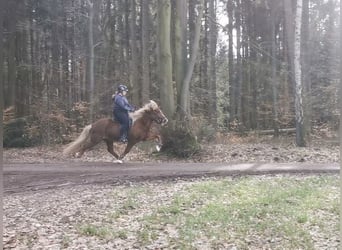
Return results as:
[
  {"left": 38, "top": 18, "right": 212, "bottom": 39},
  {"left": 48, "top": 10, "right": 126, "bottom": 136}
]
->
[{"left": 4, "top": 175, "right": 339, "bottom": 249}]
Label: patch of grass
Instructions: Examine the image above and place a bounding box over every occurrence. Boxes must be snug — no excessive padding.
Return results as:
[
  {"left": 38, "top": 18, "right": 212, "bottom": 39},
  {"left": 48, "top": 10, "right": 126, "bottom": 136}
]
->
[
  {"left": 115, "top": 197, "right": 138, "bottom": 216},
  {"left": 110, "top": 187, "right": 145, "bottom": 219},
  {"left": 61, "top": 235, "right": 71, "bottom": 249},
  {"left": 116, "top": 230, "right": 128, "bottom": 240},
  {"left": 78, "top": 224, "right": 130, "bottom": 242},
  {"left": 76, "top": 176, "right": 338, "bottom": 249},
  {"left": 137, "top": 224, "right": 159, "bottom": 245},
  {"left": 79, "top": 224, "right": 111, "bottom": 239},
  {"left": 138, "top": 175, "right": 339, "bottom": 249}
]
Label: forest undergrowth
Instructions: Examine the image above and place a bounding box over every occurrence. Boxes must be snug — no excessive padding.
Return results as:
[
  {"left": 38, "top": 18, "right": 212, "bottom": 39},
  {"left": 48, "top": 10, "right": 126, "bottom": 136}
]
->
[{"left": 4, "top": 129, "right": 339, "bottom": 164}]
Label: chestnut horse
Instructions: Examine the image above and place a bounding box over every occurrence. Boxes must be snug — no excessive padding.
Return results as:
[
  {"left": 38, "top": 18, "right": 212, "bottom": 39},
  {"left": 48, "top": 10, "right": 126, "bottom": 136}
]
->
[{"left": 63, "top": 100, "right": 168, "bottom": 161}]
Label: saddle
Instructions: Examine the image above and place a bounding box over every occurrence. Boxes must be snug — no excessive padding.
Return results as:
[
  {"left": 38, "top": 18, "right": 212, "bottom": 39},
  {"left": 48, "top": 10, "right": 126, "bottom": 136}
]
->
[{"left": 113, "top": 117, "right": 133, "bottom": 129}]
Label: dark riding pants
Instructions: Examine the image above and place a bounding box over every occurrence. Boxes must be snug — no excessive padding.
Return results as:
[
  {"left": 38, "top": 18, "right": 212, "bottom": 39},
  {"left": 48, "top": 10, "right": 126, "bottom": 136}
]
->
[{"left": 113, "top": 110, "right": 129, "bottom": 139}]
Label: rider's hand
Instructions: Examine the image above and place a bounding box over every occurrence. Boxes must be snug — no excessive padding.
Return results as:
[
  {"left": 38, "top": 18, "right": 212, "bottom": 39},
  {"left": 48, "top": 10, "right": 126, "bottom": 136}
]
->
[{"left": 130, "top": 105, "right": 137, "bottom": 112}]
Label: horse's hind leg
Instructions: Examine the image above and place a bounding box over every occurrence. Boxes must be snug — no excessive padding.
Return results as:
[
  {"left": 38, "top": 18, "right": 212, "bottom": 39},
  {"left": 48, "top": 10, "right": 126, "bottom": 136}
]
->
[
  {"left": 105, "top": 140, "right": 119, "bottom": 159},
  {"left": 77, "top": 133, "right": 102, "bottom": 157}
]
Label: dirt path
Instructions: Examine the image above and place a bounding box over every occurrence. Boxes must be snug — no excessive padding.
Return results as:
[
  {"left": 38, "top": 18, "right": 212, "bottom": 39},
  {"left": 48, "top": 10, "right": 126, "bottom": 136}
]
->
[{"left": 4, "top": 162, "right": 339, "bottom": 194}]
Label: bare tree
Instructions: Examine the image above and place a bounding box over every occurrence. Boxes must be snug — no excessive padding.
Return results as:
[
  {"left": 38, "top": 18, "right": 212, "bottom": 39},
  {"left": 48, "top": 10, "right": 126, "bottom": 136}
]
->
[
  {"left": 6, "top": 0, "right": 17, "bottom": 109},
  {"left": 180, "top": 0, "right": 204, "bottom": 120},
  {"left": 271, "top": 2, "right": 279, "bottom": 136},
  {"left": 227, "top": 0, "right": 235, "bottom": 126},
  {"left": 141, "top": 0, "right": 150, "bottom": 103},
  {"left": 87, "top": 0, "right": 95, "bottom": 122},
  {"left": 0, "top": 0, "right": 3, "bottom": 240},
  {"left": 340, "top": 0, "right": 342, "bottom": 164},
  {"left": 129, "top": 0, "right": 139, "bottom": 105},
  {"left": 208, "top": 0, "right": 217, "bottom": 126},
  {"left": 294, "top": 0, "right": 306, "bottom": 146},
  {"left": 2, "top": 0, "right": 340, "bottom": 148},
  {"left": 302, "top": 0, "right": 311, "bottom": 139},
  {"left": 158, "top": 0, "right": 175, "bottom": 123},
  {"left": 235, "top": 0, "right": 242, "bottom": 125},
  {"left": 0, "top": 0, "right": 4, "bottom": 126},
  {"left": 174, "top": 0, "right": 187, "bottom": 111}
]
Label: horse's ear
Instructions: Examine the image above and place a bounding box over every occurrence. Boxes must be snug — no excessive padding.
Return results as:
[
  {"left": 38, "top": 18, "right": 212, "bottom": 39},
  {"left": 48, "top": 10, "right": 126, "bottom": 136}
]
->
[{"left": 149, "top": 100, "right": 158, "bottom": 110}]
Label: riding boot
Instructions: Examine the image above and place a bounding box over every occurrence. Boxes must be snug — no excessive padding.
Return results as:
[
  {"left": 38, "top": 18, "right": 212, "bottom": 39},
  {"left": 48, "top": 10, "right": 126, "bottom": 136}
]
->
[{"left": 119, "top": 131, "right": 128, "bottom": 143}]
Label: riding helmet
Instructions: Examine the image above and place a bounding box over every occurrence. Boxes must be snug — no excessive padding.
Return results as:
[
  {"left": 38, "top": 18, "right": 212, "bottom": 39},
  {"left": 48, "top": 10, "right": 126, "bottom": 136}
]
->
[{"left": 117, "top": 84, "right": 128, "bottom": 93}]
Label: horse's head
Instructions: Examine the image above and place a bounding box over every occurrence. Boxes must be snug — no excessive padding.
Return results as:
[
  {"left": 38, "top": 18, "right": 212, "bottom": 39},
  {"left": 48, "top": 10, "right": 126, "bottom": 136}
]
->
[
  {"left": 130, "top": 100, "right": 168, "bottom": 126},
  {"left": 145, "top": 100, "right": 168, "bottom": 125}
]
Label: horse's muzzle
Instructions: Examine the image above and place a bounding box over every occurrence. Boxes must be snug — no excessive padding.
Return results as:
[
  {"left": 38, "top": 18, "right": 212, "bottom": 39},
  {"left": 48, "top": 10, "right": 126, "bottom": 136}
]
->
[
  {"left": 161, "top": 117, "right": 168, "bottom": 126},
  {"left": 157, "top": 117, "right": 168, "bottom": 126}
]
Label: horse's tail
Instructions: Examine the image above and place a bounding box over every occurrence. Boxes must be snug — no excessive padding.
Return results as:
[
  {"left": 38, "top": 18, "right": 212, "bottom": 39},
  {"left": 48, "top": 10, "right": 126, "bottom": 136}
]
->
[{"left": 63, "top": 125, "right": 92, "bottom": 156}]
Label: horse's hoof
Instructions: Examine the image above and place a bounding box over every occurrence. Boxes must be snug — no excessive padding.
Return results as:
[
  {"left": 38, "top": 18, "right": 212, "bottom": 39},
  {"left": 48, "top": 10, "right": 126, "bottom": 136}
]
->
[
  {"left": 113, "top": 159, "right": 123, "bottom": 164},
  {"left": 156, "top": 145, "right": 161, "bottom": 152}
]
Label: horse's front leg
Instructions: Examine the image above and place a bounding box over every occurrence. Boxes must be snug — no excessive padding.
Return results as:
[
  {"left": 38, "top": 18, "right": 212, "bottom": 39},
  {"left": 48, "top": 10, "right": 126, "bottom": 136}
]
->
[
  {"left": 119, "top": 141, "right": 136, "bottom": 160},
  {"left": 105, "top": 140, "right": 120, "bottom": 159},
  {"left": 155, "top": 135, "right": 163, "bottom": 152},
  {"left": 75, "top": 149, "right": 85, "bottom": 158}
]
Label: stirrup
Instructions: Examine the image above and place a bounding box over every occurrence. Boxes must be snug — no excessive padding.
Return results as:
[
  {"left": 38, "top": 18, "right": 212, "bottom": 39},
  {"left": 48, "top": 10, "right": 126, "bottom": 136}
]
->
[{"left": 119, "top": 137, "right": 128, "bottom": 143}]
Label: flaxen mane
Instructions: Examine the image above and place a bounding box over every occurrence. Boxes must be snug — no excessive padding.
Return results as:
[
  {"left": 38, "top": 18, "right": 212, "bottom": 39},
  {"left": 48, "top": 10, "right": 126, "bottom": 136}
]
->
[{"left": 129, "top": 100, "right": 159, "bottom": 123}]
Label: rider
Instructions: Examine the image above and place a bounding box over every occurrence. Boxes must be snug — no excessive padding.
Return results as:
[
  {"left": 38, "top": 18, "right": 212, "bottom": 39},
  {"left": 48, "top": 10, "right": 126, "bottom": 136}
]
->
[{"left": 113, "top": 84, "right": 135, "bottom": 143}]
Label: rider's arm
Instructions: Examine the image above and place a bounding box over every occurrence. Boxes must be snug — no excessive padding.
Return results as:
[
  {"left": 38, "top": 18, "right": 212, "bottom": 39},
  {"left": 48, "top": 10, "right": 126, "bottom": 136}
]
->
[{"left": 115, "top": 96, "right": 135, "bottom": 112}]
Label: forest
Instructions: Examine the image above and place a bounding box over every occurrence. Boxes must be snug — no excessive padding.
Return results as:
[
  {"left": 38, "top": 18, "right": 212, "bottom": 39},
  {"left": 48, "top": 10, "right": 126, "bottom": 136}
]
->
[{"left": 1, "top": 0, "right": 341, "bottom": 151}]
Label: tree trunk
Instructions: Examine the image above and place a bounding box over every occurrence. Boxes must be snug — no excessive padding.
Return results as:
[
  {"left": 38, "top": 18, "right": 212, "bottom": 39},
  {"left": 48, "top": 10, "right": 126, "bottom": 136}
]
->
[
  {"left": 294, "top": 0, "right": 306, "bottom": 146},
  {"left": 129, "top": 0, "right": 139, "bottom": 105},
  {"left": 240, "top": 0, "right": 250, "bottom": 130},
  {"left": 188, "top": 0, "right": 199, "bottom": 113},
  {"left": 51, "top": 0, "right": 60, "bottom": 104},
  {"left": 69, "top": 0, "right": 76, "bottom": 106},
  {"left": 141, "top": 0, "right": 150, "bottom": 103},
  {"left": 301, "top": 0, "right": 311, "bottom": 141},
  {"left": 0, "top": 0, "right": 3, "bottom": 242},
  {"left": 282, "top": 10, "right": 291, "bottom": 127},
  {"left": 124, "top": 0, "right": 130, "bottom": 82},
  {"left": 283, "top": 0, "right": 295, "bottom": 91},
  {"left": 340, "top": 0, "right": 342, "bottom": 171},
  {"left": 62, "top": 0, "right": 69, "bottom": 108},
  {"left": 30, "top": 3, "right": 38, "bottom": 108},
  {"left": 235, "top": 0, "right": 242, "bottom": 127},
  {"left": 227, "top": 0, "right": 235, "bottom": 127},
  {"left": 88, "top": 0, "right": 95, "bottom": 122},
  {"left": 7, "top": 0, "right": 17, "bottom": 109},
  {"left": 271, "top": 5, "right": 279, "bottom": 137},
  {"left": 103, "top": 0, "right": 114, "bottom": 92},
  {"left": 16, "top": 12, "right": 29, "bottom": 117},
  {"left": 158, "top": 0, "right": 175, "bottom": 123},
  {"left": 180, "top": 0, "right": 204, "bottom": 120},
  {"left": 246, "top": 1, "right": 256, "bottom": 130},
  {"left": 199, "top": 3, "right": 208, "bottom": 116},
  {"left": 1, "top": 0, "right": 4, "bottom": 118},
  {"left": 188, "top": 0, "right": 196, "bottom": 58},
  {"left": 117, "top": 0, "right": 126, "bottom": 81},
  {"left": 208, "top": 0, "right": 217, "bottom": 127},
  {"left": 174, "top": 0, "right": 187, "bottom": 111}
]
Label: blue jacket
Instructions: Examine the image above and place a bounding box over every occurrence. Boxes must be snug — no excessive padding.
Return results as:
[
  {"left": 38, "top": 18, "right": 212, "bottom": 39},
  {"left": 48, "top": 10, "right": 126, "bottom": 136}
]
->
[{"left": 113, "top": 94, "right": 134, "bottom": 113}]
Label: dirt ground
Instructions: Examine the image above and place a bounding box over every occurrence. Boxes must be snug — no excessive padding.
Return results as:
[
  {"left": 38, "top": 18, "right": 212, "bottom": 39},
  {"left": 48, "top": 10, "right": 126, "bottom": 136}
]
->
[
  {"left": 3, "top": 135, "right": 340, "bottom": 194},
  {"left": 3, "top": 136, "right": 340, "bottom": 249}
]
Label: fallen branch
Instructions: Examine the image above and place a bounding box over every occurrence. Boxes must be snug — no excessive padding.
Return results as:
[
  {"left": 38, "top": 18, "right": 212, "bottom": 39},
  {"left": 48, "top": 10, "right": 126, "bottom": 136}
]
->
[{"left": 254, "top": 128, "right": 296, "bottom": 135}]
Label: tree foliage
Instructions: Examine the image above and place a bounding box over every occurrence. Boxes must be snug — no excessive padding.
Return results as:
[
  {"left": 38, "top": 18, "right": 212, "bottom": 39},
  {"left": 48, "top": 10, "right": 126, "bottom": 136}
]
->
[{"left": 2, "top": 0, "right": 340, "bottom": 148}]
